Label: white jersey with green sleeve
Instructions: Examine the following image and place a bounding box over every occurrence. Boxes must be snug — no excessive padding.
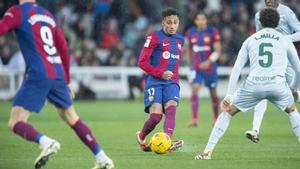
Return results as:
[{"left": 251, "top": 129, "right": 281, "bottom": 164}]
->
[
  {"left": 227, "top": 28, "right": 300, "bottom": 112},
  {"left": 255, "top": 3, "right": 300, "bottom": 87},
  {"left": 227, "top": 28, "right": 300, "bottom": 96},
  {"left": 255, "top": 3, "right": 300, "bottom": 41}
]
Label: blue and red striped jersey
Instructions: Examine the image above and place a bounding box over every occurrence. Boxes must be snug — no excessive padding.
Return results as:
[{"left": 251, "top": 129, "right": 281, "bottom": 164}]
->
[
  {"left": 138, "top": 29, "right": 184, "bottom": 87},
  {"left": 186, "top": 26, "right": 220, "bottom": 72},
  {"left": 0, "top": 2, "right": 70, "bottom": 83}
]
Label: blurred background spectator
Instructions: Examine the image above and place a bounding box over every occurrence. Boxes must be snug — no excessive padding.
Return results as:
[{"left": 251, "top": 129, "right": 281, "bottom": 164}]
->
[{"left": 0, "top": 0, "right": 300, "bottom": 68}]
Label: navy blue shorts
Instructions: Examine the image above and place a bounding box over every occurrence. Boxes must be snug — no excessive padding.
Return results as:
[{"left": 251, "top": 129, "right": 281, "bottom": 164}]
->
[
  {"left": 13, "top": 79, "right": 73, "bottom": 113},
  {"left": 144, "top": 83, "right": 180, "bottom": 113},
  {"left": 192, "top": 71, "right": 218, "bottom": 88}
]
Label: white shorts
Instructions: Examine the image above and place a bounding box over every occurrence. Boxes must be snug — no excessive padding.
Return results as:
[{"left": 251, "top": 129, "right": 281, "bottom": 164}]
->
[{"left": 232, "top": 82, "right": 294, "bottom": 112}]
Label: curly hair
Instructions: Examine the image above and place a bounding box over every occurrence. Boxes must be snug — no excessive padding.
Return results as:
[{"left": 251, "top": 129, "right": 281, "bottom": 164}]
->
[{"left": 259, "top": 7, "right": 279, "bottom": 28}]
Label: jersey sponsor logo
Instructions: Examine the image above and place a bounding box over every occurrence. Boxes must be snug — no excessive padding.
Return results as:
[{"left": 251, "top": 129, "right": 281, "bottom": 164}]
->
[
  {"left": 46, "top": 56, "right": 62, "bottom": 64},
  {"left": 192, "top": 45, "right": 211, "bottom": 52},
  {"left": 250, "top": 76, "right": 276, "bottom": 81},
  {"left": 162, "top": 43, "right": 169, "bottom": 47},
  {"left": 28, "top": 14, "right": 56, "bottom": 28},
  {"left": 203, "top": 36, "right": 210, "bottom": 43},
  {"left": 144, "top": 36, "right": 152, "bottom": 48},
  {"left": 177, "top": 43, "right": 182, "bottom": 50},
  {"left": 162, "top": 51, "right": 180, "bottom": 60},
  {"left": 163, "top": 51, "right": 171, "bottom": 59},
  {"left": 144, "top": 39, "right": 151, "bottom": 47},
  {"left": 191, "top": 38, "right": 197, "bottom": 43},
  {"left": 149, "top": 95, "right": 154, "bottom": 102}
]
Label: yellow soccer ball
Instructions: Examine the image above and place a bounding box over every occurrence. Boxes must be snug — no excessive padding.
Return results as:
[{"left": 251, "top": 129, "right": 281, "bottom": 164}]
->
[{"left": 150, "top": 132, "right": 172, "bottom": 154}]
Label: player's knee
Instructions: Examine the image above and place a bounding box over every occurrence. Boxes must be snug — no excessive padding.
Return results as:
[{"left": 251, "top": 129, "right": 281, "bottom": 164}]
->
[
  {"left": 225, "top": 105, "right": 239, "bottom": 116},
  {"left": 8, "top": 107, "right": 30, "bottom": 131},
  {"left": 149, "top": 103, "right": 163, "bottom": 114},
  {"left": 151, "top": 113, "right": 163, "bottom": 123},
  {"left": 192, "top": 88, "right": 199, "bottom": 95},
  {"left": 192, "top": 90, "right": 198, "bottom": 96},
  {"left": 192, "top": 85, "right": 200, "bottom": 95},
  {"left": 7, "top": 119, "right": 18, "bottom": 132},
  {"left": 58, "top": 106, "right": 79, "bottom": 126},
  {"left": 285, "top": 104, "right": 296, "bottom": 113},
  {"left": 165, "top": 100, "right": 177, "bottom": 108}
]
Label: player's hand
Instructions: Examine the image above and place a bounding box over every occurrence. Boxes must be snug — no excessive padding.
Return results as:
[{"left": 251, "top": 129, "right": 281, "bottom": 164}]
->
[
  {"left": 187, "top": 69, "right": 196, "bottom": 83},
  {"left": 198, "top": 60, "right": 211, "bottom": 70},
  {"left": 291, "top": 87, "right": 300, "bottom": 102},
  {"left": 68, "top": 84, "right": 75, "bottom": 99},
  {"left": 162, "top": 70, "right": 173, "bottom": 80}
]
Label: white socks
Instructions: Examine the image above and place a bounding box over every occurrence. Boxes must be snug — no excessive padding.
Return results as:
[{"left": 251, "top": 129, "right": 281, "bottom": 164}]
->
[
  {"left": 96, "top": 150, "right": 111, "bottom": 163},
  {"left": 288, "top": 110, "right": 300, "bottom": 142},
  {"left": 39, "top": 135, "right": 54, "bottom": 149},
  {"left": 205, "top": 112, "right": 232, "bottom": 152},
  {"left": 253, "top": 100, "right": 267, "bottom": 134}
]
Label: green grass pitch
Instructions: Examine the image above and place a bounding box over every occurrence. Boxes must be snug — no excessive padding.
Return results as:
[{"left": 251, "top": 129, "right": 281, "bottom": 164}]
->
[{"left": 0, "top": 99, "right": 299, "bottom": 169}]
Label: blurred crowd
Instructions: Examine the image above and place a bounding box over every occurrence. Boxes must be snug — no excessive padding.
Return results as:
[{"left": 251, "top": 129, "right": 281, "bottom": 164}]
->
[{"left": 1, "top": 0, "right": 300, "bottom": 68}]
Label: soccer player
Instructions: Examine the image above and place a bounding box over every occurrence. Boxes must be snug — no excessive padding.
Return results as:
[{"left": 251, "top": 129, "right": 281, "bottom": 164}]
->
[
  {"left": 185, "top": 11, "right": 221, "bottom": 127},
  {"left": 246, "top": 0, "right": 300, "bottom": 143},
  {"left": 136, "top": 8, "right": 184, "bottom": 152},
  {"left": 195, "top": 7, "right": 300, "bottom": 160},
  {"left": 0, "top": 1, "right": 114, "bottom": 169}
]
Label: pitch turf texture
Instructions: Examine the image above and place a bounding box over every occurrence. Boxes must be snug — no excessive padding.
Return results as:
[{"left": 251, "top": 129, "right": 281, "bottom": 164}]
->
[{"left": 0, "top": 99, "right": 299, "bottom": 169}]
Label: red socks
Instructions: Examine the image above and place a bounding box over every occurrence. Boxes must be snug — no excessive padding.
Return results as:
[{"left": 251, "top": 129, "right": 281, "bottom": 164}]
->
[
  {"left": 139, "top": 113, "right": 163, "bottom": 140},
  {"left": 164, "top": 105, "right": 176, "bottom": 138},
  {"left": 13, "top": 121, "right": 42, "bottom": 143}
]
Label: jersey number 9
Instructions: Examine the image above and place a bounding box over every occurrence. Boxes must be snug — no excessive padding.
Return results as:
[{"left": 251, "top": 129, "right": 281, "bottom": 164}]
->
[{"left": 40, "top": 26, "right": 57, "bottom": 56}]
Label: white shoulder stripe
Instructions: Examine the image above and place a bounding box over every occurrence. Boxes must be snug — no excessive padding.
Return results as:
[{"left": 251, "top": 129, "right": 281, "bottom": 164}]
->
[{"left": 4, "top": 12, "right": 14, "bottom": 18}]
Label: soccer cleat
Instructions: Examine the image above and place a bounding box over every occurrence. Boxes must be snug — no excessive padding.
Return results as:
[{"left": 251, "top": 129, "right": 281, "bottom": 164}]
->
[
  {"left": 34, "top": 140, "right": 60, "bottom": 169},
  {"left": 194, "top": 150, "right": 212, "bottom": 160},
  {"left": 187, "top": 119, "right": 198, "bottom": 128},
  {"left": 92, "top": 158, "right": 114, "bottom": 169},
  {"left": 136, "top": 131, "right": 151, "bottom": 152},
  {"left": 245, "top": 130, "right": 259, "bottom": 143},
  {"left": 168, "top": 139, "right": 184, "bottom": 152}
]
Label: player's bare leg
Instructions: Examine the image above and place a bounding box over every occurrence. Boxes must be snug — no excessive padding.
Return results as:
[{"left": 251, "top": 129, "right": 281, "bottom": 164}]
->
[
  {"left": 209, "top": 87, "right": 219, "bottom": 124},
  {"left": 195, "top": 98, "right": 239, "bottom": 160},
  {"left": 136, "top": 103, "right": 163, "bottom": 152},
  {"left": 57, "top": 106, "right": 114, "bottom": 169},
  {"left": 188, "top": 84, "right": 201, "bottom": 128},
  {"left": 285, "top": 104, "right": 300, "bottom": 143},
  {"left": 8, "top": 106, "right": 60, "bottom": 169}
]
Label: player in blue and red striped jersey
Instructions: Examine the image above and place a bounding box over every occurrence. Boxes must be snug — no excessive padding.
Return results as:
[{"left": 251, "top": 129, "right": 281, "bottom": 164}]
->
[
  {"left": 185, "top": 11, "right": 222, "bottom": 128},
  {"left": 135, "top": 8, "right": 185, "bottom": 152},
  {"left": 0, "top": 1, "right": 113, "bottom": 169}
]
